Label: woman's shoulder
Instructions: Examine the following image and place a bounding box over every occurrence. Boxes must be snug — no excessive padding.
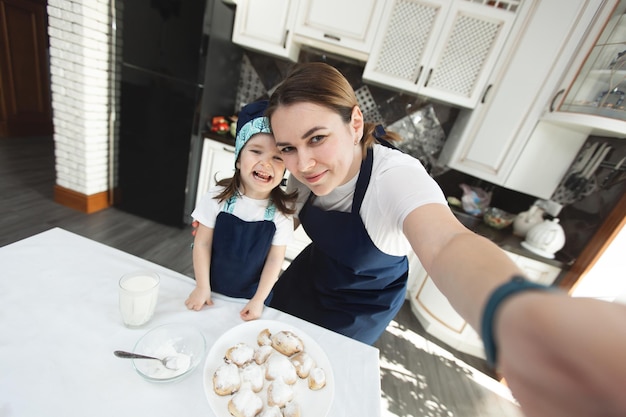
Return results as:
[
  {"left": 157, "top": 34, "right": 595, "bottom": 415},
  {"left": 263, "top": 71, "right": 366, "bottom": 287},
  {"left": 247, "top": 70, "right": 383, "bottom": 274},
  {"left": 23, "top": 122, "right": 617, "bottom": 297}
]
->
[{"left": 372, "top": 144, "right": 428, "bottom": 174}]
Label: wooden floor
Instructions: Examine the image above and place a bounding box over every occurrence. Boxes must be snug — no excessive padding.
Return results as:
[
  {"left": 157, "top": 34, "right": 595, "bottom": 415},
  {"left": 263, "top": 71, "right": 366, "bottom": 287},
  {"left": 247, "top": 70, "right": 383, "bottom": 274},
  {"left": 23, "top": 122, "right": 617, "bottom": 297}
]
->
[{"left": 0, "top": 136, "right": 523, "bottom": 416}]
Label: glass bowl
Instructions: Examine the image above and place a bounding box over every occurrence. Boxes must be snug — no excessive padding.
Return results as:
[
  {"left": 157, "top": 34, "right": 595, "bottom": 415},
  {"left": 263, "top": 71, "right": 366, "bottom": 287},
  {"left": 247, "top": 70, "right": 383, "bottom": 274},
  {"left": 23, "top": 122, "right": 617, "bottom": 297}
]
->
[
  {"left": 483, "top": 207, "right": 516, "bottom": 229},
  {"left": 132, "top": 323, "right": 206, "bottom": 383}
]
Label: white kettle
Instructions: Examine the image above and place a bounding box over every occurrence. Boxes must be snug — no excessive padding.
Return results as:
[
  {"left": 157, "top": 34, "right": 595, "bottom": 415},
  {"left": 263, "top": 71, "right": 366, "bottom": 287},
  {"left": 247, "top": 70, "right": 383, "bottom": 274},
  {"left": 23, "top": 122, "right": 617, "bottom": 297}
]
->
[
  {"left": 521, "top": 218, "right": 566, "bottom": 259},
  {"left": 513, "top": 205, "right": 544, "bottom": 237}
]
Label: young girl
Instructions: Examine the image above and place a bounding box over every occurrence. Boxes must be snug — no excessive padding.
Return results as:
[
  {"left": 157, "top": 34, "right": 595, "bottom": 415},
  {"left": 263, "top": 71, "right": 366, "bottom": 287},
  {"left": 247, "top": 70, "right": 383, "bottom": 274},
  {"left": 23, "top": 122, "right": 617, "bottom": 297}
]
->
[{"left": 185, "top": 100, "right": 297, "bottom": 320}]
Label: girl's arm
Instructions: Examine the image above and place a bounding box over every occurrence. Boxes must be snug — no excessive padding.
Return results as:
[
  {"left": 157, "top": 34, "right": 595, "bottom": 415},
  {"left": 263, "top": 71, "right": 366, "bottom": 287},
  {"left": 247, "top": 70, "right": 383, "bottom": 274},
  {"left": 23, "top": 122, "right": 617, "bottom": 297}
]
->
[
  {"left": 185, "top": 223, "right": 215, "bottom": 310},
  {"left": 240, "top": 244, "right": 287, "bottom": 321}
]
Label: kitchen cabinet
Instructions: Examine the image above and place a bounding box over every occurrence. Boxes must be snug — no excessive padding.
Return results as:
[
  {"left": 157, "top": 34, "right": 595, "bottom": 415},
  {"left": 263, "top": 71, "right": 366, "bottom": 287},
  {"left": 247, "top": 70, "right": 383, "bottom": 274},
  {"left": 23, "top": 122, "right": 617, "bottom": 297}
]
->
[
  {"left": 292, "top": 0, "right": 387, "bottom": 61},
  {"left": 363, "top": 0, "right": 520, "bottom": 109},
  {"left": 544, "top": 0, "right": 626, "bottom": 137},
  {"left": 195, "top": 138, "right": 235, "bottom": 204},
  {"left": 407, "top": 249, "right": 561, "bottom": 358},
  {"left": 437, "top": 0, "right": 605, "bottom": 198},
  {"left": 231, "top": 0, "right": 300, "bottom": 62}
]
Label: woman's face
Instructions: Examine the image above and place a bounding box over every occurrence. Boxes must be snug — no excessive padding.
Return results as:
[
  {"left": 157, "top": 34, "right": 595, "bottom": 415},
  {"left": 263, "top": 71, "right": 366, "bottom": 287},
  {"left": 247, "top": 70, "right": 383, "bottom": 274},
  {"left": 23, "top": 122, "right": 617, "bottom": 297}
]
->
[
  {"left": 271, "top": 102, "right": 363, "bottom": 196},
  {"left": 236, "top": 133, "right": 285, "bottom": 199}
]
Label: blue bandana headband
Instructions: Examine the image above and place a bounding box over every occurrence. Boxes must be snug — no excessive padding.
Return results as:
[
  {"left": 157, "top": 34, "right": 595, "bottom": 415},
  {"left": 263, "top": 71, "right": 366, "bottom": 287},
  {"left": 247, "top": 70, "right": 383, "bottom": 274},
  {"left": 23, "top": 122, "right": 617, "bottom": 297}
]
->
[{"left": 234, "top": 116, "right": 271, "bottom": 165}]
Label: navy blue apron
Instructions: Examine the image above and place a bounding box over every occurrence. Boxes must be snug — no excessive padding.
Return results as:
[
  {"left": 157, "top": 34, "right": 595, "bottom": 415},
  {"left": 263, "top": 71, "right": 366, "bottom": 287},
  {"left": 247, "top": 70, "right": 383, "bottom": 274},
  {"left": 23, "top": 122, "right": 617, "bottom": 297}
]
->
[
  {"left": 270, "top": 140, "right": 408, "bottom": 344},
  {"left": 209, "top": 195, "right": 277, "bottom": 300}
]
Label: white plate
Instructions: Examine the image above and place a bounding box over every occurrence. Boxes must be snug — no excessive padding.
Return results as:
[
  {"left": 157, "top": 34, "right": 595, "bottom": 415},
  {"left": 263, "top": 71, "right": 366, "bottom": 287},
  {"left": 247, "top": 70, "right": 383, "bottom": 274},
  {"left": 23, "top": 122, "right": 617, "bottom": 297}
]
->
[{"left": 202, "top": 320, "right": 335, "bottom": 416}]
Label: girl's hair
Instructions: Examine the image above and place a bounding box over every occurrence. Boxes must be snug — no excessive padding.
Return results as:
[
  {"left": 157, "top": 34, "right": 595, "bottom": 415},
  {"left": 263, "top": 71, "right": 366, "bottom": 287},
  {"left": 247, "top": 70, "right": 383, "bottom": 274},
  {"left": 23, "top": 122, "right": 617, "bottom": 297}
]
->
[
  {"left": 214, "top": 170, "right": 298, "bottom": 215},
  {"left": 266, "top": 62, "right": 401, "bottom": 155}
]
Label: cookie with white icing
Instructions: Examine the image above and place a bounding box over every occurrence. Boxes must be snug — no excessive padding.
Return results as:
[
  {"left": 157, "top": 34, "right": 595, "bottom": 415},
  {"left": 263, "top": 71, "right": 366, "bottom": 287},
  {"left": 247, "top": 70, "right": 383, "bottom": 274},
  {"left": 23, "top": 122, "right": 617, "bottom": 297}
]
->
[
  {"left": 265, "top": 353, "right": 297, "bottom": 385},
  {"left": 291, "top": 351, "right": 315, "bottom": 378},
  {"left": 308, "top": 367, "right": 326, "bottom": 390},
  {"left": 257, "top": 328, "right": 272, "bottom": 346},
  {"left": 283, "top": 401, "right": 302, "bottom": 417},
  {"left": 227, "top": 386, "right": 263, "bottom": 417},
  {"left": 270, "top": 330, "right": 304, "bottom": 357},
  {"left": 240, "top": 362, "right": 264, "bottom": 393},
  {"left": 225, "top": 343, "right": 254, "bottom": 367},
  {"left": 253, "top": 344, "right": 274, "bottom": 365},
  {"left": 267, "top": 378, "right": 295, "bottom": 407},
  {"left": 259, "top": 405, "right": 282, "bottom": 417},
  {"left": 213, "top": 362, "right": 241, "bottom": 396}
]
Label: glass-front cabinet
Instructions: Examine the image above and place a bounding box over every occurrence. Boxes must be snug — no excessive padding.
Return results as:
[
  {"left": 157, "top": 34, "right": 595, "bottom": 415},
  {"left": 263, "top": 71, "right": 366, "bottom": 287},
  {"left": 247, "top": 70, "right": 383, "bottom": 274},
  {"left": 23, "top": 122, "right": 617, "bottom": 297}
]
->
[{"left": 549, "top": 0, "right": 626, "bottom": 136}]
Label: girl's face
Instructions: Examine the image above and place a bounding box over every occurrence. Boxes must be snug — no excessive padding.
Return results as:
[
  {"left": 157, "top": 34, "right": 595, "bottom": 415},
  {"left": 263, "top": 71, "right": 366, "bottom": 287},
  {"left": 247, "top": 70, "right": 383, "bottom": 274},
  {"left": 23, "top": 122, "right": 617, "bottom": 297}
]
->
[
  {"left": 271, "top": 102, "right": 364, "bottom": 196},
  {"left": 236, "top": 133, "right": 285, "bottom": 199}
]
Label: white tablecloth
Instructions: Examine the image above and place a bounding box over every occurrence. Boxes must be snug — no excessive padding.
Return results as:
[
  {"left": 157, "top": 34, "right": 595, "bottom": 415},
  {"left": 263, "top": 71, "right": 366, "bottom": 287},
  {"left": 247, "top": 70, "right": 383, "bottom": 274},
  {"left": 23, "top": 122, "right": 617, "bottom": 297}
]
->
[{"left": 0, "top": 228, "right": 381, "bottom": 416}]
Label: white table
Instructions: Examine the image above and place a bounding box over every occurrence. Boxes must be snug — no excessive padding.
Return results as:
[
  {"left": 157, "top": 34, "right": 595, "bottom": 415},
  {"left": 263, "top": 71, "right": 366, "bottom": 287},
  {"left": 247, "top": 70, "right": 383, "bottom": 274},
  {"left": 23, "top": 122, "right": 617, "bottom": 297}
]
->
[{"left": 0, "top": 228, "right": 381, "bottom": 416}]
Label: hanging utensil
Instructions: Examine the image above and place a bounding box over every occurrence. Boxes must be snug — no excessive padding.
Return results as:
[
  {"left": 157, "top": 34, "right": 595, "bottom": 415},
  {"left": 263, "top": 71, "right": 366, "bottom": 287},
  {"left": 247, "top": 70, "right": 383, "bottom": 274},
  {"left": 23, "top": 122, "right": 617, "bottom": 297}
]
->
[
  {"left": 564, "top": 142, "right": 599, "bottom": 189},
  {"left": 601, "top": 156, "right": 626, "bottom": 189},
  {"left": 574, "top": 144, "right": 612, "bottom": 197}
]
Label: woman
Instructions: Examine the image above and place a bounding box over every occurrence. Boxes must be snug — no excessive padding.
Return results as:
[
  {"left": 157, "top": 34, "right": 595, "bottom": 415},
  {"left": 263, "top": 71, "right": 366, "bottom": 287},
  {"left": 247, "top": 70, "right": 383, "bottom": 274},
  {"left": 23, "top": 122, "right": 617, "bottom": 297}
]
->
[
  {"left": 266, "top": 62, "right": 626, "bottom": 416},
  {"left": 265, "top": 63, "right": 522, "bottom": 344}
]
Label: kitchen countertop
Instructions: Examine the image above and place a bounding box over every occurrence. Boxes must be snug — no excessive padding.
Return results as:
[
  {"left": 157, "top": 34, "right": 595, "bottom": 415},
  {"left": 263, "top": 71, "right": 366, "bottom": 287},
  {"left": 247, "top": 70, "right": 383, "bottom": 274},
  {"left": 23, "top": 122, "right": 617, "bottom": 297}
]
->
[
  {"left": 451, "top": 207, "right": 568, "bottom": 269},
  {"left": 203, "top": 131, "right": 235, "bottom": 146}
]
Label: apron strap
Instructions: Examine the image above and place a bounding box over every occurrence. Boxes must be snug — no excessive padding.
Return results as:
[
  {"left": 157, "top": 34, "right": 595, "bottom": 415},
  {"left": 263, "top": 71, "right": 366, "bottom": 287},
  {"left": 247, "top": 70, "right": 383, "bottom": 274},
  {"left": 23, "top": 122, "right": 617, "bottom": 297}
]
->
[
  {"left": 264, "top": 201, "right": 276, "bottom": 221},
  {"left": 223, "top": 194, "right": 276, "bottom": 221},
  {"left": 224, "top": 195, "right": 237, "bottom": 214},
  {"left": 352, "top": 147, "right": 374, "bottom": 215}
]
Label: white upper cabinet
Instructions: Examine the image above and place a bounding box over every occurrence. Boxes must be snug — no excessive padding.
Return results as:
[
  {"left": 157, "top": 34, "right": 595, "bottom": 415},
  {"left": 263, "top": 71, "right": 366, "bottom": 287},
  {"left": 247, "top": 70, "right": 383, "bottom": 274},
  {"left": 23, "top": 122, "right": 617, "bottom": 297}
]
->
[
  {"left": 292, "top": 0, "right": 387, "bottom": 61},
  {"left": 232, "top": 0, "right": 301, "bottom": 61},
  {"left": 363, "top": 0, "right": 520, "bottom": 108},
  {"left": 544, "top": 0, "right": 626, "bottom": 137},
  {"left": 438, "top": 0, "right": 607, "bottom": 198}
]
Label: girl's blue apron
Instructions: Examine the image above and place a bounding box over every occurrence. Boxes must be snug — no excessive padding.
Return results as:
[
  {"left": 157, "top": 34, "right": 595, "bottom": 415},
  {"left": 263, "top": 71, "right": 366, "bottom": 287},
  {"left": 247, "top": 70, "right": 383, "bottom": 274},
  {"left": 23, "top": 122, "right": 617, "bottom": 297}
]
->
[
  {"left": 209, "top": 195, "right": 277, "bottom": 301},
  {"left": 270, "top": 144, "right": 408, "bottom": 344}
]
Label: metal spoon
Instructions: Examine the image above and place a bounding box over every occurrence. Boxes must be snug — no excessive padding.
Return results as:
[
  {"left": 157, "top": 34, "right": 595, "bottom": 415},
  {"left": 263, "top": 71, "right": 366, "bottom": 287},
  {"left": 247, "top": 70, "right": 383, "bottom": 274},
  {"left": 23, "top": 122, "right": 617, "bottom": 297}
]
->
[{"left": 114, "top": 350, "right": 180, "bottom": 370}]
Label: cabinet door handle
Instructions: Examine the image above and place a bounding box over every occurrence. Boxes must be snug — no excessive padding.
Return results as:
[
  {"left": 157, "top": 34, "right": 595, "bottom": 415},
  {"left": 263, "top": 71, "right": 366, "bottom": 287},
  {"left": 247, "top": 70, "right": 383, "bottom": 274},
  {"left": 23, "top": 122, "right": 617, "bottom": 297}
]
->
[
  {"left": 414, "top": 66, "right": 423, "bottom": 84},
  {"left": 323, "top": 33, "right": 341, "bottom": 42},
  {"left": 283, "top": 30, "right": 289, "bottom": 49},
  {"left": 550, "top": 89, "right": 565, "bottom": 112},
  {"left": 481, "top": 84, "right": 493, "bottom": 104},
  {"left": 223, "top": 147, "right": 234, "bottom": 153},
  {"left": 423, "top": 68, "right": 433, "bottom": 87}
]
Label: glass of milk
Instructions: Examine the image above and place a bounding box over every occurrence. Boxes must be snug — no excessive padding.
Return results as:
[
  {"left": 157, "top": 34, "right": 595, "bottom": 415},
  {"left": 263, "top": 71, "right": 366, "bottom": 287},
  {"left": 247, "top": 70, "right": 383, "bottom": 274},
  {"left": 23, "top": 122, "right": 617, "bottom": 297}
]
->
[{"left": 119, "top": 271, "right": 160, "bottom": 327}]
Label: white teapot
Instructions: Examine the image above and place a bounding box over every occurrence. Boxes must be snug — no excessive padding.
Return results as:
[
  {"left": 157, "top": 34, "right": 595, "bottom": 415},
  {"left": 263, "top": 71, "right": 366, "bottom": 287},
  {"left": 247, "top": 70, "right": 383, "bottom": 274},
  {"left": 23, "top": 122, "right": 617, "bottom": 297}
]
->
[
  {"left": 521, "top": 218, "right": 566, "bottom": 259},
  {"left": 513, "top": 205, "right": 544, "bottom": 237}
]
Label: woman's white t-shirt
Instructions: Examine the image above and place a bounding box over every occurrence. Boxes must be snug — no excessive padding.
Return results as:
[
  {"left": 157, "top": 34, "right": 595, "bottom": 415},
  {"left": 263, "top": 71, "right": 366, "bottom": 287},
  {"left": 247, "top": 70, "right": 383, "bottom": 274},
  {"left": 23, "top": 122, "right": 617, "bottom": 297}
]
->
[
  {"left": 192, "top": 187, "right": 294, "bottom": 246},
  {"left": 286, "top": 144, "right": 447, "bottom": 256}
]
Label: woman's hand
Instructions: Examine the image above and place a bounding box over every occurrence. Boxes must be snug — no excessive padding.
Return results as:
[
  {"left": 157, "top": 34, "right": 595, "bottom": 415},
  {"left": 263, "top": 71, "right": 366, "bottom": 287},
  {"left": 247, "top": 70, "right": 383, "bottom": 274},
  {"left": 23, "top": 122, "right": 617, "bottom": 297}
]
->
[
  {"left": 496, "top": 292, "right": 626, "bottom": 417},
  {"left": 240, "top": 299, "right": 264, "bottom": 321},
  {"left": 185, "top": 287, "right": 213, "bottom": 311}
]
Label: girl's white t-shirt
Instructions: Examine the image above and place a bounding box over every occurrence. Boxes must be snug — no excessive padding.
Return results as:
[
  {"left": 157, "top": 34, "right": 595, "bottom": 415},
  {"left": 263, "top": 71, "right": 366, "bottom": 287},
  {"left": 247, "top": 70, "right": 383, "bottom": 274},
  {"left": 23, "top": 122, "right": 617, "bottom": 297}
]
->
[
  {"left": 287, "top": 144, "right": 447, "bottom": 256},
  {"left": 192, "top": 187, "right": 294, "bottom": 246}
]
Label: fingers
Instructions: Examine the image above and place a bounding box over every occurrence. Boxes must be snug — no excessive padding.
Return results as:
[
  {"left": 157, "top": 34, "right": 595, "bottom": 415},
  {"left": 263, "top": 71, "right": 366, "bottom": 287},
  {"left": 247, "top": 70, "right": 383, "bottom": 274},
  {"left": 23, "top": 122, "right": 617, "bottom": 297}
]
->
[{"left": 185, "top": 298, "right": 212, "bottom": 311}]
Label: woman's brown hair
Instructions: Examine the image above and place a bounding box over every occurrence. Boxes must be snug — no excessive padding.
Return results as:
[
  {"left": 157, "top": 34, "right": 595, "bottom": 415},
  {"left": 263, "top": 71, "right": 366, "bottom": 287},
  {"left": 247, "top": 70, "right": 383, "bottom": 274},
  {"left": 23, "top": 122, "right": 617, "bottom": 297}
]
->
[{"left": 266, "top": 62, "right": 401, "bottom": 155}]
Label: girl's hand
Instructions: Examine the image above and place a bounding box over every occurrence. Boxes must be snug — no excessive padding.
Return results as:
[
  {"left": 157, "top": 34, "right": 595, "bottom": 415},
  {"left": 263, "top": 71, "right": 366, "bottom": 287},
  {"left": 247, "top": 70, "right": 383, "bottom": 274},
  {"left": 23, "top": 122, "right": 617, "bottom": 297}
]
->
[
  {"left": 240, "top": 299, "right": 264, "bottom": 321},
  {"left": 185, "top": 287, "right": 213, "bottom": 311}
]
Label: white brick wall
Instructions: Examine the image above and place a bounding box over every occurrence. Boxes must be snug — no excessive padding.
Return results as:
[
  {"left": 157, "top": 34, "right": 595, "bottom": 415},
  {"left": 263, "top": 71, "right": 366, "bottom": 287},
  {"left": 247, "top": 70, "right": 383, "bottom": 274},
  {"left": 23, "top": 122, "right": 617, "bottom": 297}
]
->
[{"left": 47, "top": 0, "right": 112, "bottom": 196}]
